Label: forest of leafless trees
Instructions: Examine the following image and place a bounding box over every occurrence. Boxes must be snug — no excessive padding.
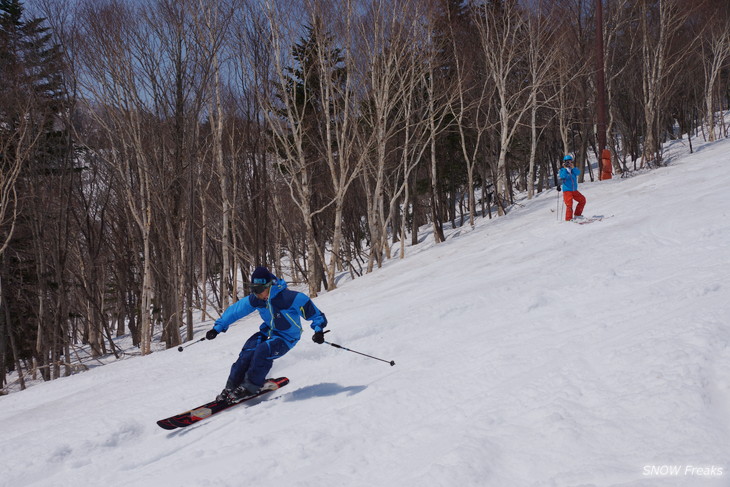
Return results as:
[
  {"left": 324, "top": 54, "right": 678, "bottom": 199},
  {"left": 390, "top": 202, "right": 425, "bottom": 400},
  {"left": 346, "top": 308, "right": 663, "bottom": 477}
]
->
[{"left": 2, "top": 0, "right": 729, "bottom": 390}]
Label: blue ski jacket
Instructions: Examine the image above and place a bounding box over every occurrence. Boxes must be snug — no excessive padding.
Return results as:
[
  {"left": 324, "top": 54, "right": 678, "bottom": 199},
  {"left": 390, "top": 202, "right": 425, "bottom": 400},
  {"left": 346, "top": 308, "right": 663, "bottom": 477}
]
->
[
  {"left": 212, "top": 278, "right": 327, "bottom": 349},
  {"left": 559, "top": 167, "right": 581, "bottom": 191}
]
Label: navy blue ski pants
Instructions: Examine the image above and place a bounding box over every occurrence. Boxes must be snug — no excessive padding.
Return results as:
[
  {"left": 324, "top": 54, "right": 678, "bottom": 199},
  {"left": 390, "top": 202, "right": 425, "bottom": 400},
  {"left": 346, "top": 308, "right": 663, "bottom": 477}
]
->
[{"left": 225, "top": 332, "right": 290, "bottom": 389}]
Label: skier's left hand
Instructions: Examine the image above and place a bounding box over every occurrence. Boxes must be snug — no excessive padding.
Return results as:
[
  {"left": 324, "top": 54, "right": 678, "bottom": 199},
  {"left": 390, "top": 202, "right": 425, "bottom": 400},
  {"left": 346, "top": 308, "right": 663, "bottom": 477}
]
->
[
  {"left": 206, "top": 328, "right": 219, "bottom": 340},
  {"left": 312, "top": 330, "right": 325, "bottom": 344}
]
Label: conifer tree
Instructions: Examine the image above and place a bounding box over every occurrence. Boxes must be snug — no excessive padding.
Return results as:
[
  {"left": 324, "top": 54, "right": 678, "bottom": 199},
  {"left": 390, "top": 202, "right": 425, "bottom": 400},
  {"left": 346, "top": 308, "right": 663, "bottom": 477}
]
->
[{"left": 0, "top": 0, "right": 70, "bottom": 387}]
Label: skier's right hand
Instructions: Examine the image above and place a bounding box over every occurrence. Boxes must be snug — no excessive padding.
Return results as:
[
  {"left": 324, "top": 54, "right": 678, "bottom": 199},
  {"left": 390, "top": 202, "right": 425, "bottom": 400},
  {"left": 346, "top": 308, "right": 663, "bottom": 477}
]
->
[
  {"left": 312, "top": 330, "right": 325, "bottom": 344},
  {"left": 206, "top": 328, "right": 219, "bottom": 340},
  {"left": 556, "top": 186, "right": 561, "bottom": 192}
]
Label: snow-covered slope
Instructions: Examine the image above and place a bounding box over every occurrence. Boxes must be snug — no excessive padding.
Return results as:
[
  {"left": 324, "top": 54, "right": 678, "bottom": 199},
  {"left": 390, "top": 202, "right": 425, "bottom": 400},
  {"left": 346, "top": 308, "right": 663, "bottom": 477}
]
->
[{"left": 2, "top": 136, "right": 729, "bottom": 487}]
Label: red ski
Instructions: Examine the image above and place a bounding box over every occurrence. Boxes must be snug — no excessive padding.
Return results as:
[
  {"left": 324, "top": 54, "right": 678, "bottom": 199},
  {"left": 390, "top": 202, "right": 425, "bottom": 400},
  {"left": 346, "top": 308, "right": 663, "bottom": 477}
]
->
[{"left": 157, "top": 377, "right": 289, "bottom": 430}]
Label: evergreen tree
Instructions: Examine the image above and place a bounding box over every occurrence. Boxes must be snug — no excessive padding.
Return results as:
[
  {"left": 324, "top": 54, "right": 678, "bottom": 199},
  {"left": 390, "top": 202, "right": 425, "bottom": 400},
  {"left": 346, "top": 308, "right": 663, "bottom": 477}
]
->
[{"left": 0, "top": 0, "right": 71, "bottom": 387}]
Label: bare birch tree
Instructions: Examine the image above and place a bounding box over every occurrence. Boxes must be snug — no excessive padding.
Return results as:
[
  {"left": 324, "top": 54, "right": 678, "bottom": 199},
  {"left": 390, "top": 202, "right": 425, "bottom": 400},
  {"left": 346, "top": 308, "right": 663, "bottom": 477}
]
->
[
  {"left": 472, "top": 1, "right": 531, "bottom": 215},
  {"left": 447, "top": 4, "right": 496, "bottom": 223},
  {"left": 356, "top": 0, "right": 427, "bottom": 267},
  {"left": 308, "top": 0, "right": 367, "bottom": 287},
  {"left": 0, "top": 106, "right": 41, "bottom": 256},
  {"left": 259, "top": 0, "right": 331, "bottom": 295},
  {"left": 194, "top": 0, "right": 238, "bottom": 310},
  {"left": 76, "top": 2, "right": 158, "bottom": 354},
  {"left": 423, "top": 9, "right": 455, "bottom": 240},
  {"left": 524, "top": 2, "right": 562, "bottom": 199},
  {"left": 639, "top": 0, "right": 693, "bottom": 165},
  {"left": 603, "top": 0, "right": 640, "bottom": 174},
  {"left": 700, "top": 13, "right": 730, "bottom": 141},
  {"left": 372, "top": 1, "right": 433, "bottom": 260},
  {"left": 395, "top": 69, "right": 432, "bottom": 258}
]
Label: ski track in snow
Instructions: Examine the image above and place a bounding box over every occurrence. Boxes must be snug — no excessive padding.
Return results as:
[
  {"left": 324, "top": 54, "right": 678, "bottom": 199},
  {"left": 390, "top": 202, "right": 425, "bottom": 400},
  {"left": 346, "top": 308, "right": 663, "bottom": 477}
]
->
[{"left": 2, "top": 135, "right": 730, "bottom": 487}]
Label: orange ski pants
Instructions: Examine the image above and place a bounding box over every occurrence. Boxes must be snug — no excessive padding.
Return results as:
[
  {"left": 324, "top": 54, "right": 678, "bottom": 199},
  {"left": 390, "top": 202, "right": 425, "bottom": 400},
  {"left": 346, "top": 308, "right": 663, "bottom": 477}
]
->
[{"left": 563, "top": 191, "right": 586, "bottom": 221}]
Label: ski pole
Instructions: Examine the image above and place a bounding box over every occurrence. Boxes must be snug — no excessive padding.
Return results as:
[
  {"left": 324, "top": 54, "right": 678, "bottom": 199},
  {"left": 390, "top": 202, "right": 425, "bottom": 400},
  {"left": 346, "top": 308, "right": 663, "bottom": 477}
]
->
[
  {"left": 324, "top": 340, "right": 395, "bottom": 366},
  {"left": 178, "top": 337, "right": 206, "bottom": 352}
]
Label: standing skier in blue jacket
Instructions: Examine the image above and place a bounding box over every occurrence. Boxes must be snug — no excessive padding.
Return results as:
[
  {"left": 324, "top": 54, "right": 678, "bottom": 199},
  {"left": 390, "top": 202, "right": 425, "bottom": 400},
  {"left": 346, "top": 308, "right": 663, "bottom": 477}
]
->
[
  {"left": 205, "top": 266, "right": 328, "bottom": 403},
  {"left": 557, "top": 154, "right": 586, "bottom": 221}
]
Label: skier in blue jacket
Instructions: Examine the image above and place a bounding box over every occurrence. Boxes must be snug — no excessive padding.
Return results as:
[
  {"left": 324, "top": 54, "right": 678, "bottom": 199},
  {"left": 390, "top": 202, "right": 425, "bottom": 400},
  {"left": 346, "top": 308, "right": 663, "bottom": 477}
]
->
[
  {"left": 557, "top": 154, "right": 586, "bottom": 221},
  {"left": 205, "top": 266, "right": 328, "bottom": 403}
]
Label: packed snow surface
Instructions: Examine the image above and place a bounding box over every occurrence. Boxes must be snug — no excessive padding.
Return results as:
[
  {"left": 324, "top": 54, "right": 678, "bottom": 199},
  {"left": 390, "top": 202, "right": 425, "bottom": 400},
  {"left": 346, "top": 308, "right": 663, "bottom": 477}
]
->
[{"left": 1, "top": 136, "right": 729, "bottom": 487}]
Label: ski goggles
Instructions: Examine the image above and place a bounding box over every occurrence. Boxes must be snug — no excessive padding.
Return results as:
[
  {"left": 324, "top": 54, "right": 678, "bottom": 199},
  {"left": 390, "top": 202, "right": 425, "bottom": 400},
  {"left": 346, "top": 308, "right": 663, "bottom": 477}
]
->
[{"left": 251, "top": 278, "right": 272, "bottom": 295}]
